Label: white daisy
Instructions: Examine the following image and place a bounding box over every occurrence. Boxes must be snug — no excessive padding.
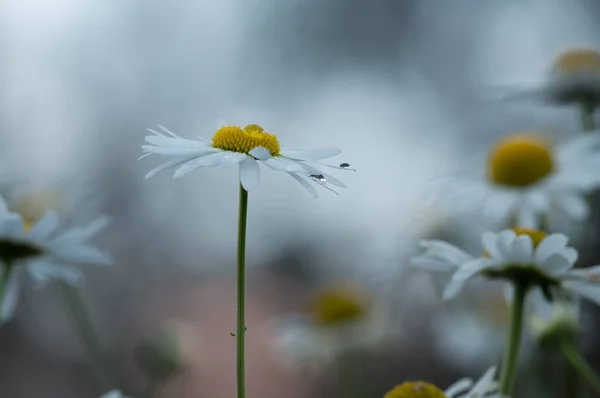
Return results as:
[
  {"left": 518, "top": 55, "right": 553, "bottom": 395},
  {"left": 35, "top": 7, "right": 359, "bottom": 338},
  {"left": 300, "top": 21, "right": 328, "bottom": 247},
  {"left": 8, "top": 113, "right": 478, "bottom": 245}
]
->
[
  {"left": 527, "top": 289, "right": 580, "bottom": 347},
  {"left": 139, "top": 124, "right": 353, "bottom": 197},
  {"left": 0, "top": 196, "right": 112, "bottom": 323},
  {"left": 412, "top": 228, "right": 600, "bottom": 305},
  {"left": 493, "top": 48, "right": 600, "bottom": 107},
  {"left": 269, "top": 281, "right": 388, "bottom": 366},
  {"left": 383, "top": 366, "right": 499, "bottom": 398},
  {"left": 100, "top": 391, "right": 129, "bottom": 398},
  {"left": 438, "top": 132, "right": 600, "bottom": 230}
]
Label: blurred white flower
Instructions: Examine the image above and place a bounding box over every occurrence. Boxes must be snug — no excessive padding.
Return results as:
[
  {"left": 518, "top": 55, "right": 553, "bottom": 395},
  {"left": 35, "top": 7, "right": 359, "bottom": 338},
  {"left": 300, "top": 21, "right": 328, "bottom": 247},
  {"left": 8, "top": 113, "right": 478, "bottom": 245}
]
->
[
  {"left": 100, "top": 391, "right": 129, "bottom": 398},
  {"left": 140, "top": 124, "right": 352, "bottom": 196},
  {"left": 493, "top": 48, "right": 600, "bottom": 107},
  {"left": 412, "top": 228, "right": 600, "bottom": 305},
  {"left": 383, "top": 366, "right": 499, "bottom": 398},
  {"left": 269, "top": 281, "right": 388, "bottom": 366},
  {"left": 527, "top": 289, "right": 580, "bottom": 347},
  {"left": 439, "top": 133, "right": 600, "bottom": 230},
  {"left": 0, "top": 195, "right": 112, "bottom": 323}
]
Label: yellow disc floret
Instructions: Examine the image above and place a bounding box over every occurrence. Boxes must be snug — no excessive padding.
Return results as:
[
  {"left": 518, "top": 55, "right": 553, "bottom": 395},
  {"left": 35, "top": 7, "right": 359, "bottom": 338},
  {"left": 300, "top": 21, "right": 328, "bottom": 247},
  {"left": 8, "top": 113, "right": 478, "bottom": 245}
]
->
[
  {"left": 512, "top": 227, "right": 546, "bottom": 248},
  {"left": 211, "top": 124, "right": 280, "bottom": 156},
  {"left": 553, "top": 49, "right": 600, "bottom": 76},
  {"left": 488, "top": 134, "right": 554, "bottom": 187},
  {"left": 311, "top": 289, "right": 365, "bottom": 326},
  {"left": 384, "top": 381, "right": 446, "bottom": 398}
]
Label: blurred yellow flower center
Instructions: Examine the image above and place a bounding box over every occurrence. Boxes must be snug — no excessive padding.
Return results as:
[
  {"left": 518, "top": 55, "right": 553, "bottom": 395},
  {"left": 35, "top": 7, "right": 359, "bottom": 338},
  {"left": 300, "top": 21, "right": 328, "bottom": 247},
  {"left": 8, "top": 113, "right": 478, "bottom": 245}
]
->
[
  {"left": 384, "top": 381, "right": 446, "bottom": 398},
  {"left": 311, "top": 290, "right": 365, "bottom": 325},
  {"left": 512, "top": 227, "right": 546, "bottom": 248},
  {"left": 212, "top": 124, "right": 280, "bottom": 156},
  {"left": 553, "top": 49, "right": 600, "bottom": 75},
  {"left": 488, "top": 135, "right": 554, "bottom": 187}
]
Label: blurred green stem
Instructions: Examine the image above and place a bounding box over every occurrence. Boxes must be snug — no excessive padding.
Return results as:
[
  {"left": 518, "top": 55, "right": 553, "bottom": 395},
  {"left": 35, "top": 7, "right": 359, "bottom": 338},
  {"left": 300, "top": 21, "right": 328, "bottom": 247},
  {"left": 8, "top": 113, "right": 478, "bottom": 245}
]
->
[
  {"left": 236, "top": 183, "right": 249, "bottom": 398},
  {"left": 565, "top": 354, "right": 581, "bottom": 398},
  {"left": 53, "top": 282, "right": 116, "bottom": 390},
  {"left": 561, "top": 341, "right": 600, "bottom": 394},
  {"left": 0, "top": 261, "right": 12, "bottom": 314},
  {"left": 581, "top": 101, "right": 596, "bottom": 132},
  {"left": 499, "top": 282, "right": 527, "bottom": 396}
]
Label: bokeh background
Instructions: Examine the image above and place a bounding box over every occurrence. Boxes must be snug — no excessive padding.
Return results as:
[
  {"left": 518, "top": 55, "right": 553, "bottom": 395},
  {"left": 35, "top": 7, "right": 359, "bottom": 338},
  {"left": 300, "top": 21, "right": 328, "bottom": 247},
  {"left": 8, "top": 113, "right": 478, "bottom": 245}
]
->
[{"left": 1, "top": 0, "right": 600, "bottom": 397}]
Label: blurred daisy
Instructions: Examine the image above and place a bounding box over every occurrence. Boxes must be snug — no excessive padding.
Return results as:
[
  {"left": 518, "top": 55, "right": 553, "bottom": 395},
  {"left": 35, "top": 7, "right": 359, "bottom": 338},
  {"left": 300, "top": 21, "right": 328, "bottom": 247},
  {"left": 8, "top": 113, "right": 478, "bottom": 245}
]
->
[
  {"left": 0, "top": 196, "right": 112, "bottom": 323},
  {"left": 411, "top": 228, "right": 600, "bottom": 304},
  {"left": 495, "top": 48, "right": 600, "bottom": 107},
  {"left": 527, "top": 290, "right": 580, "bottom": 349},
  {"left": 270, "top": 281, "right": 387, "bottom": 366},
  {"left": 140, "top": 124, "right": 353, "bottom": 196},
  {"left": 383, "top": 366, "right": 499, "bottom": 398},
  {"left": 441, "top": 132, "right": 600, "bottom": 229},
  {"left": 100, "top": 391, "right": 129, "bottom": 398}
]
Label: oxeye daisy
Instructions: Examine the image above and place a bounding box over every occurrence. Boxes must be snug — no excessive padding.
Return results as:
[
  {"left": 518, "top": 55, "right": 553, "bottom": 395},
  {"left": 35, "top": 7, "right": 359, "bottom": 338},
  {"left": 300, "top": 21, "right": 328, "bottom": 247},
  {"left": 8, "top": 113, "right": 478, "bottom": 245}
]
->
[
  {"left": 494, "top": 48, "right": 600, "bottom": 108},
  {"left": 412, "top": 228, "right": 600, "bottom": 303},
  {"left": 527, "top": 292, "right": 580, "bottom": 349},
  {"left": 383, "top": 366, "right": 499, "bottom": 398},
  {"left": 270, "top": 282, "right": 388, "bottom": 366},
  {"left": 0, "top": 195, "right": 112, "bottom": 323},
  {"left": 439, "top": 132, "right": 600, "bottom": 230},
  {"left": 139, "top": 124, "right": 353, "bottom": 197}
]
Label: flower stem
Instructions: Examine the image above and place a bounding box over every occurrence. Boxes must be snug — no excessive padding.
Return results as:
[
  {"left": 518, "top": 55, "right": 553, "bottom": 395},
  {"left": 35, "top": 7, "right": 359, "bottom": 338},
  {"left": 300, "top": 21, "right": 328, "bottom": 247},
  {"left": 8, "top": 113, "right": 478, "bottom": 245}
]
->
[
  {"left": 52, "top": 282, "right": 116, "bottom": 390},
  {"left": 581, "top": 101, "right": 596, "bottom": 132},
  {"left": 499, "top": 282, "right": 527, "bottom": 396},
  {"left": 561, "top": 341, "right": 600, "bottom": 394},
  {"left": 236, "top": 183, "right": 249, "bottom": 398},
  {"left": 565, "top": 354, "right": 581, "bottom": 398},
  {"left": 0, "top": 261, "right": 13, "bottom": 315}
]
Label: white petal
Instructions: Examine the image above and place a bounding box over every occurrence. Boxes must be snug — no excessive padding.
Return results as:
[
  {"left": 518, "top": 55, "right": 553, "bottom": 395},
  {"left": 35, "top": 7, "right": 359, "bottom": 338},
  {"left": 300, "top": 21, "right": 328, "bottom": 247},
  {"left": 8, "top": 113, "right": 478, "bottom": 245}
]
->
[
  {"left": 466, "top": 366, "right": 498, "bottom": 396},
  {"left": 445, "top": 378, "right": 473, "bottom": 397},
  {"left": 141, "top": 145, "right": 215, "bottom": 157},
  {"left": 218, "top": 152, "right": 247, "bottom": 168},
  {"left": 280, "top": 148, "right": 342, "bottom": 161},
  {"left": 418, "top": 240, "right": 474, "bottom": 265},
  {"left": 272, "top": 315, "right": 331, "bottom": 363},
  {"left": 173, "top": 152, "right": 224, "bottom": 179},
  {"left": 2, "top": 216, "right": 24, "bottom": 238},
  {"left": 486, "top": 81, "right": 547, "bottom": 102},
  {"left": 525, "top": 190, "right": 551, "bottom": 212},
  {"left": 51, "top": 217, "right": 109, "bottom": 245},
  {"left": 49, "top": 243, "right": 114, "bottom": 266},
  {"left": 0, "top": 268, "right": 21, "bottom": 323},
  {"left": 516, "top": 201, "right": 539, "bottom": 228},
  {"left": 554, "top": 192, "right": 589, "bottom": 220},
  {"left": 265, "top": 157, "right": 305, "bottom": 173},
  {"left": 557, "top": 247, "right": 579, "bottom": 265},
  {"left": 239, "top": 157, "right": 260, "bottom": 191},
  {"left": 563, "top": 281, "right": 600, "bottom": 306},
  {"left": 562, "top": 265, "right": 600, "bottom": 283},
  {"left": 452, "top": 258, "right": 494, "bottom": 282},
  {"left": 145, "top": 158, "right": 195, "bottom": 179},
  {"left": 542, "top": 253, "right": 573, "bottom": 275},
  {"left": 496, "top": 230, "right": 517, "bottom": 261},
  {"left": 484, "top": 191, "right": 518, "bottom": 225},
  {"left": 144, "top": 135, "right": 207, "bottom": 149},
  {"left": 410, "top": 256, "right": 458, "bottom": 271},
  {"left": 28, "top": 211, "right": 59, "bottom": 240},
  {"left": 27, "top": 261, "right": 85, "bottom": 286},
  {"left": 512, "top": 235, "right": 533, "bottom": 264},
  {"left": 287, "top": 173, "right": 318, "bottom": 199},
  {"left": 443, "top": 279, "right": 467, "bottom": 301},
  {"left": 535, "top": 234, "right": 569, "bottom": 264},
  {"left": 481, "top": 232, "right": 503, "bottom": 261},
  {"left": 249, "top": 146, "right": 271, "bottom": 161}
]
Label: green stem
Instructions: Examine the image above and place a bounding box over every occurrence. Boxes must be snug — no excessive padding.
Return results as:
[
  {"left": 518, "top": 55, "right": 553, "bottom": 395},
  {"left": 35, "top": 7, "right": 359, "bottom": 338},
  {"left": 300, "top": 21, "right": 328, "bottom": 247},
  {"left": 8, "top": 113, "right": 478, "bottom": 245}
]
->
[
  {"left": 499, "top": 282, "right": 527, "bottom": 396},
  {"left": 581, "top": 101, "right": 596, "bottom": 132},
  {"left": 561, "top": 341, "right": 600, "bottom": 394},
  {"left": 0, "top": 261, "right": 13, "bottom": 315},
  {"left": 236, "top": 183, "right": 249, "bottom": 398},
  {"left": 52, "top": 282, "right": 116, "bottom": 390},
  {"left": 565, "top": 354, "right": 581, "bottom": 398}
]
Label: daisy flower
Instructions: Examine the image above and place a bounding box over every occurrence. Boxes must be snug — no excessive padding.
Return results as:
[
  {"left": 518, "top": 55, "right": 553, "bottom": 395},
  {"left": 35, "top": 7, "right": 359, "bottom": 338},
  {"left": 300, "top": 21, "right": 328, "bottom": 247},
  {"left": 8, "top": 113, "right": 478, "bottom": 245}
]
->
[
  {"left": 383, "top": 366, "right": 499, "bottom": 398},
  {"left": 270, "top": 281, "right": 388, "bottom": 366},
  {"left": 0, "top": 196, "right": 112, "bottom": 323},
  {"left": 139, "top": 124, "right": 353, "bottom": 197},
  {"left": 439, "top": 132, "right": 600, "bottom": 229},
  {"left": 494, "top": 48, "right": 600, "bottom": 107},
  {"left": 412, "top": 228, "right": 600, "bottom": 305},
  {"left": 527, "top": 291, "right": 580, "bottom": 349}
]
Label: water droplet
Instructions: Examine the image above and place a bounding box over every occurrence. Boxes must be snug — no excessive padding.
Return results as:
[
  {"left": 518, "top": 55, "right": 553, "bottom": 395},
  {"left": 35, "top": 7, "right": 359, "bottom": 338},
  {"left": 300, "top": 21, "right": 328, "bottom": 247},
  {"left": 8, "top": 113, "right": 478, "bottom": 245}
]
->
[
  {"left": 310, "top": 174, "right": 326, "bottom": 183},
  {"left": 340, "top": 163, "right": 350, "bottom": 168}
]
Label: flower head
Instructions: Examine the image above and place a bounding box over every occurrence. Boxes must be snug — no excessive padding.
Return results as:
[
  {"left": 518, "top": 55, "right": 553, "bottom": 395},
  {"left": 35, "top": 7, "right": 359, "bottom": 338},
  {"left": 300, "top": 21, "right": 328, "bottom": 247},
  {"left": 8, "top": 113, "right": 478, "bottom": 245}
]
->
[
  {"left": 140, "top": 124, "right": 353, "bottom": 196},
  {"left": 384, "top": 367, "right": 499, "bottom": 398},
  {"left": 412, "top": 228, "right": 600, "bottom": 306},
  {"left": 270, "top": 281, "right": 387, "bottom": 365},
  {"left": 438, "top": 132, "right": 600, "bottom": 230},
  {"left": 0, "top": 195, "right": 112, "bottom": 323},
  {"left": 493, "top": 47, "right": 600, "bottom": 106},
  {"left": 527, "top": 290, "right": 580, "bottom": 349}
]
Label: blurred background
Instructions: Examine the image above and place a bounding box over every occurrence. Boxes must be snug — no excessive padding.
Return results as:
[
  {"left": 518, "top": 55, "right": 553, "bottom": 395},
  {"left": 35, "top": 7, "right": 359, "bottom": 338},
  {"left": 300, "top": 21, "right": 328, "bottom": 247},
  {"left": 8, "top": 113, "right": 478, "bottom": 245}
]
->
[{"left": 1, "top": 0, "right": 600, "bottom": 397}]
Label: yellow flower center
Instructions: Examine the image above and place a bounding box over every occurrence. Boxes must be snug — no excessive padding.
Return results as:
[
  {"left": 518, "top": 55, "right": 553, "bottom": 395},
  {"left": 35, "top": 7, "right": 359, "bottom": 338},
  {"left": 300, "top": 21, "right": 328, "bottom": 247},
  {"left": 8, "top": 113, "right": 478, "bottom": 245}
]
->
[
  {"left": 384, "top": 381, "right": 446, "bottom": 398},
  {"left": 211, "top": 124, "right": 280, "bottom": 156},
  {"left": 553, "top": 49, "right": 600, "bottom": 76},
  {"left": 311, "top": 290, "right": 365, "bottom": 326},
  {"left": 488, "top": 134, "right": 554, "bottom": 187},
  {"left": 11, "top": 190, "right": 61, "bottom": 233},
  {"left": 512, "top": 227, "right": 546, "bottom": 248}
]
